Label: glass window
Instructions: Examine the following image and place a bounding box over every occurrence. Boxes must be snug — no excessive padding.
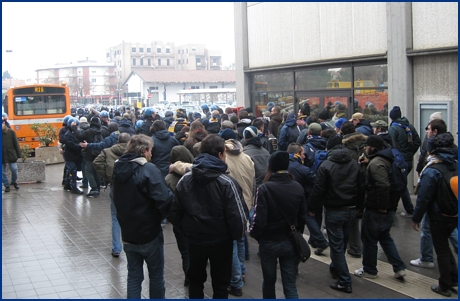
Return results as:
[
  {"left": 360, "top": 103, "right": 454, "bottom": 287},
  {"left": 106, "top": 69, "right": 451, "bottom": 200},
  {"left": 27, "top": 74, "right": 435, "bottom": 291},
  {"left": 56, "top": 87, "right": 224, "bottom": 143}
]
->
[
  {"left": 91, "top": 78, "right": 96, "bottom": 83},
  {"left": 166, "top": 48, "right": 170, "bottom": 54},
  {"left": 132, "top": 58, "right": 136, "bottom": 66},
  {"left": 140, "top": 58, "right": 144, "bottom": 66},
  {"left": 252, "top": 72, "right": 294, "bottom": 92},
  {"left": 157, "top": 48, "right": 161, "bottom": 53},
  {"left": 139, "top": 47, "right": 144, "bottom": 53},
  {"left": 158, "top": 59, "right": 161, "bottom": 66},
  {"left": 167, "top": 59, "right": 170, "bottom": 66},
  {"left": 296, "top": 67, "right": 351, "bottom": 90},
  {"left": 131, "top": 47, "right": 136, "bottom": 52},
  {"left": 147, "top": 48, "right": 151, "bottom": 53},
  {"left": 14, "top": 95, "right": 66, "bottom": 115},
  {"left": 253, "top": 91, "right": 294, "bottom": 117}
]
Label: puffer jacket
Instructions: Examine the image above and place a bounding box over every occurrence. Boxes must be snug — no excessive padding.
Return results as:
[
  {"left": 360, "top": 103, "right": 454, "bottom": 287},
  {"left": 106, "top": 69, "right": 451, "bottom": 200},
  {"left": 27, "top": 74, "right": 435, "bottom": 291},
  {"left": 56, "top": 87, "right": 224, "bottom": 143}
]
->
[
  {"left": 243, "top": 137, "right": 270, "bottom": 187},
  {"left": 412, "top": 147, "right": 458, "bottom": 223},
  {"left": 169, "top": 153, "right": 248, "bottom": 246},
  {"left": 151, "top": 130, "right": 180, "bottom": 178},
  {"left": 389, "top": 117, "right": 421, "bottom": 163},
  {"left": 249, "top": 173, "right": 306, "bottom": 242},
  {"left": 2, "top": 127, "right": 21, "bottom": 163},
  {"left": 310, "top": 145, "right": 365, "bottom": 212},
  {"left": 112, "top": 153, "right": 173, "bottom": 245},
  {"left": 224, "top": 139, "right": 256, "bottom": 210},
  {"left": 93, "top": 142, "right": 127, "bottom": 184},
  {"left": 365, "top": 147, "right": 394, "bottom": 210},
  {"left": 342, "top": 132, "right": 367, "bottom": 174}
]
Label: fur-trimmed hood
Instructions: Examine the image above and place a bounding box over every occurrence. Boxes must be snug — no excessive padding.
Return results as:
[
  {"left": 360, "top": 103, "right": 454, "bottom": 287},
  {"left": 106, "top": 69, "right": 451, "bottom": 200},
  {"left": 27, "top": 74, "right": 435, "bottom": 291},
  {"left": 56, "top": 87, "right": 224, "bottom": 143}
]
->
[{"left": 342, "top": 132, "right": 367, "bottom": 146}]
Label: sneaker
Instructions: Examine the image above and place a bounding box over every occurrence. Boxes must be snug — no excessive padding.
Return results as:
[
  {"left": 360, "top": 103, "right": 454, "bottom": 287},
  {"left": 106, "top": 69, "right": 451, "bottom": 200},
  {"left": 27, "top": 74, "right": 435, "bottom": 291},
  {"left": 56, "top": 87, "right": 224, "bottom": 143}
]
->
[
  {"left": 314, "top": 245, "right": 329, "bottom": 256},
  {"left": 111, "top": 252, "right": 120, "bottom": 258},
  {"left": 63, "top": 185, "right": 72, "bottom": 192},
  {"left": 394, "top": 269, "right": 406, "bottom": 279},
  {"left": 400, "top": 212, "right": 412, "bottom": 218},
  {"left": 329, "top": 282, "right": 352, "bottom": 293},
  {"left": 431, "top": 284, "right": 451, "bottom": 297},
  {"left": 12, "top": 183, "right": 20, "bottom": 190},
  {"left": 227, "top": 286, "right": 242, "bottom": 297},
  {"left": 4, "top": 186, "right": 10, "bottom": 193},
  {"left": 70, "top": 188, "right": 84, "bottom": 195},
  {"left": 86, "top": 190, "right": 100, "bottom": 197},
  {"left": 410, "top": 258, "right": 434, "bottom": 269},
  {"left": 354, "top": 268, "right": 377, "bottom": 279}
]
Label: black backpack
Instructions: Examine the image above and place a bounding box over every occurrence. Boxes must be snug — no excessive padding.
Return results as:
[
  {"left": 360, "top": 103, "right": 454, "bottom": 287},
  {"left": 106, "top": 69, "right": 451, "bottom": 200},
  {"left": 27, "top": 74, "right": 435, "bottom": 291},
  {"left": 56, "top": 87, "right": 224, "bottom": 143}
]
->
[
  {"left": 427, "top": 163, "right": 458, "bottom": 217},
  {"left": 89, "top": 132, "right": 103, "bottom": 157}
]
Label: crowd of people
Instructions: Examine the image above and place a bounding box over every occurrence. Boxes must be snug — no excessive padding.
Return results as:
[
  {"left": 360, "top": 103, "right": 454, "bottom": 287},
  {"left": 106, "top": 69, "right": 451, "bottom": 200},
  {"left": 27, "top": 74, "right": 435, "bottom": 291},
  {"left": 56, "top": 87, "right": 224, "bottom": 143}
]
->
[{"left": 2, "top": 101, "right": 457, "bottom": 298}]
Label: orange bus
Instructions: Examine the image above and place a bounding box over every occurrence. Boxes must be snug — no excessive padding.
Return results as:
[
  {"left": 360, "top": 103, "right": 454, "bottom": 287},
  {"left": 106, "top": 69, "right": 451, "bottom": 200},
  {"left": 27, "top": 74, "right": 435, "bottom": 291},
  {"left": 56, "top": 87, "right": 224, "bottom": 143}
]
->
[{"left": 2, "top": 82, "right": 71, "bottom": 149}]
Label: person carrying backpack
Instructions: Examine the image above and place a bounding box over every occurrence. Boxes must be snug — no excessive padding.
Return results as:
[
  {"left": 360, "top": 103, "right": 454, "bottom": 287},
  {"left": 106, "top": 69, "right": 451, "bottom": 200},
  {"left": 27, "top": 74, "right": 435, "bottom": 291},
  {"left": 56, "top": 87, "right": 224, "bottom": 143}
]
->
[
  {"left": 302, "top": 123, "right": 327, "bottom": 168},
  {"left": 388, "top": 106, "right": 422, "bottom": 218},
  {"left": 412, "top": 132, "right": 458, "bottom": 297}
]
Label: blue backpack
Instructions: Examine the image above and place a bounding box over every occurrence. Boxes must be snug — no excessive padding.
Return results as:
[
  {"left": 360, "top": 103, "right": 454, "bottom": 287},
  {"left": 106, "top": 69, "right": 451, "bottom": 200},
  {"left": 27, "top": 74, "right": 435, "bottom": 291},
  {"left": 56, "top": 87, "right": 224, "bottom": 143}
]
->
[
  {"left": 311, "top": 150, "right": 327, "bottom": 174},
  {"left": 303, "top": 142, "right": 317, "bottom": 168},
  {"left": 389, "top": 147, "right": 408, "bottom": 193}
]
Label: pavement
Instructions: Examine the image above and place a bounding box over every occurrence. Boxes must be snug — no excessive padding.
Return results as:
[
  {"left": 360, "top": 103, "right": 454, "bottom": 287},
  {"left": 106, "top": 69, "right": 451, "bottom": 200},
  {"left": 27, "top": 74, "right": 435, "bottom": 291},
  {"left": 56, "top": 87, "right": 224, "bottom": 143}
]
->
[{"left": 2, "top": 162, "right": 457, "bottom": 299}]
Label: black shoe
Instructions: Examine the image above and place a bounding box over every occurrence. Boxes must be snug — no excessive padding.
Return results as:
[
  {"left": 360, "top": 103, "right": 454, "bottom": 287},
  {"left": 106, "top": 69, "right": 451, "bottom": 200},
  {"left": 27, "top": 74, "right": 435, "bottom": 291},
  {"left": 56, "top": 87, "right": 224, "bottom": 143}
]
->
[
  {"left": 62, "top": 180, "right": 66, "bottom": 186},
  {"left": 111, "top": 252, "right": 120, "bottom": 258},
  {"left": 314, "top": 245, "right": 329, "bottom": 255},
  {"left": 12, "top": 183, "right": 20, "bottom": 190},
  {"left": 64, "top": 185, "right": 72, "bottom": 192},
  {"left": 71, "top": 188, "right": 84, "bottom": 195},
  {"left": 228, "top": 286, "right": 243, "bottom": 297},
  {"left": 347, "top": 250, "right": 362, "bottom": 258},
  {"left": 184, "top": 278, "right": 190, "bottom": 287},
  {"left": 431, "top": 284, "right": 451, "bottom": 297},
  {"left": 86, "top": 190, "right": 100, "bottom": 197},
  {"left": 4, "top": 186, "right": 10, "bottom": 192},
  {"left": 330, "top": 282, "right": 352, "bottom": 293}
]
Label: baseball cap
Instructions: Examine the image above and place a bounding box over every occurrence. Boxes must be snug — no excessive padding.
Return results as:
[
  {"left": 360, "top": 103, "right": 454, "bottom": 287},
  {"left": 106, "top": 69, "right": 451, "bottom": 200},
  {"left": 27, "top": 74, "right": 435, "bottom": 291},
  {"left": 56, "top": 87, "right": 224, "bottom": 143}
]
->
[
  {"left": 370, "top": 120, "right": 388, "bottom": 128},
  {"left": 349, "top": 112, "right": 364, "bottom": 121}
]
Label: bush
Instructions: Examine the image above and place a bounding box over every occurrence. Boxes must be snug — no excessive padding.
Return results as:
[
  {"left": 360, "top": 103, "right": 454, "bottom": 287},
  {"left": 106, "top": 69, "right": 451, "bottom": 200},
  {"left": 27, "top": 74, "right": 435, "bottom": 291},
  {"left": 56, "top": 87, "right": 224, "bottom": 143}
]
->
[
  {"left": 20, "top": 144, "right": 34, "bottom": 162},
  {"left": 30, "top": 123, "right": 58, "bottom": 147}
]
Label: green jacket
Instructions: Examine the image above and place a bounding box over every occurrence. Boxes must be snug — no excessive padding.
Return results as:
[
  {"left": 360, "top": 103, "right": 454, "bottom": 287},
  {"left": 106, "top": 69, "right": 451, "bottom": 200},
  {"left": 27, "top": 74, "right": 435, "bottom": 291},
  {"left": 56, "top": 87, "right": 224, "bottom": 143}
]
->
[
  {"left": 365, "top": 147, "right": 393, "bottom": 211},
  {"left": 2, "top": 128, "right": 21, "bottom": 164}
]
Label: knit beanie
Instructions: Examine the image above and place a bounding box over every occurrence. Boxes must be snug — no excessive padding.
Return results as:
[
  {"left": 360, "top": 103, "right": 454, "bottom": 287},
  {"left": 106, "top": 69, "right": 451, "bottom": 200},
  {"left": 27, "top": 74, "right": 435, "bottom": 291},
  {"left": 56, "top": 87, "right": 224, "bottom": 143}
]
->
[
  {"left": 326, "top": 136, "right": 342, "bottom": 150},
  {"left": 90, "top": 116, "right": 101, "bottom": 127},
  {"left": 79, "top": 117, "right": 88, "bottom": 123},
  {"left": 389, "top": 106, "right": 402, "bottom": 121},
  {"left": 426, "top": 132, "right": 454, "bottom": 154},
  {"left": 318, "top": 110, "right": 330, "bottom": 121},
  {"left": 218, "top": 128, "right": 237, "bottom": 140},
  {"left": 221, "top": 120, "right": 234, "bottom": 129},
  {"left": 268, "top": 151, "right": 290, "bottom": 172},
  {"left": 429, "top": 112, "right": 442, "bottom": 121},
  {"left": 365, "top": 135, "right": 385, "bottom": 150},
  {"left": 243, "top": 126, "right": 258, "bottom": 139},
  {"left": 334, "top": 117, "right": 347, "bottom": 129}
]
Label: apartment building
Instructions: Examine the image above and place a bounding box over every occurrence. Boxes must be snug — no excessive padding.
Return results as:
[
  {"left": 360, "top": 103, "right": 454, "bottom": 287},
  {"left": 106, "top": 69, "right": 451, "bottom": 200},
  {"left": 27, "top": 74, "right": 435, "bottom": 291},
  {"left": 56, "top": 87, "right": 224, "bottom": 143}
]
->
[
  {"left": 35, "top": 58, "right": 116, "bottom": 104},
  {"left": 105, "top": 41, "right": 223, "bottom": 83}
]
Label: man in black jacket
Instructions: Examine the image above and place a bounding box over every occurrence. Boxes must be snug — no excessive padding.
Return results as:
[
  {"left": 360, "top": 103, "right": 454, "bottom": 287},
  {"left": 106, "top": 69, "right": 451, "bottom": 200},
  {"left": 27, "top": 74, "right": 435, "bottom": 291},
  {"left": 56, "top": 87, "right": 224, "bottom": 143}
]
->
[
  {"left": 310, "top": 136, "right": 365, "bottom": 293},
  {"left": 63, "top": 118, "right": 84, "bottom": 195},
  {"left": 112, "top": 134, "right": 173, "bottom": 299},
  {"left": 169, "top": 134, "right": 248, "bottom": 299}
]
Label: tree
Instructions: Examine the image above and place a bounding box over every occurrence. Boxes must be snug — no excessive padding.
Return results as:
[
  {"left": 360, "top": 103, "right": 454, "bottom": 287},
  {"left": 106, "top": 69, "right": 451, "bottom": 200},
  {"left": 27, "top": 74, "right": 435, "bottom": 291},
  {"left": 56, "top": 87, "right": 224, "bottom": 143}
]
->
[{"left": 2, "top": 70, "right": 11, "bottom": 80}]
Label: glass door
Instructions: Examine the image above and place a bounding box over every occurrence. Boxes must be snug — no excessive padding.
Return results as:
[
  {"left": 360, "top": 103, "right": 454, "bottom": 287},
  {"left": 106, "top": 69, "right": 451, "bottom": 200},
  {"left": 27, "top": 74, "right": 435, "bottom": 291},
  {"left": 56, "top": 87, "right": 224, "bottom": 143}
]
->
[{"left": 296, "top": 92, "right": 352, "bottom": 120}]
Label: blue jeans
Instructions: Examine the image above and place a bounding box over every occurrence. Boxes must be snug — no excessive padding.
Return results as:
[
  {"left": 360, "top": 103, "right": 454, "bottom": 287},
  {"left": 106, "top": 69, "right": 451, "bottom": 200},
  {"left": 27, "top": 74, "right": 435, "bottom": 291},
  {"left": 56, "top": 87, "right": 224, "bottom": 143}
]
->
[
  {"left": 65, "top": 161, "right": 78, "bottom": 188},
  {"left": 230, "top": 239, "right": 246, "bottom": 289},
  {"left": 123, "top": 233, "right": 165, "bottom": 299},
  {"left": 361, "top": 209, "right": 406, "bottom": 275},
  {"left": 259, "top": 239, "right": 299, "bottom": 299},
  {"left": 420, "top": 214, "right": 458, "bottom": 262},
  {"left": 109, "top": 186, "right": 122, "bottom": 254},
  {"left": 325, "top": 207, "right": 355, "bottom": 286},
  {"left": 305, "top": 213, "right": 328, "bottom": 249},
  {"left": 2, "top": 162, "right": 18, "bottom": 188}
]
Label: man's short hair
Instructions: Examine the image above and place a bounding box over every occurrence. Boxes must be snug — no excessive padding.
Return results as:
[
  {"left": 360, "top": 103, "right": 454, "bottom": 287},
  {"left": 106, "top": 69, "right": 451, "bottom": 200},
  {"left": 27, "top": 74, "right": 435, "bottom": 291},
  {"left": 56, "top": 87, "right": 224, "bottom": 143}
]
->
[
  {"left": 125, "top": 134, "right": 153, "bottom": 156},
  {"left": 225, "top": 107, "right": 233, "bottom": 114},
  {"left": 199, "top": 134, "right": 225, "bottom": 158},
  {"left": 118, "top": 133, "right": 131, "bottom": 144},
  {"left": 321, "top": 129, "right": 336, "bottom": 140},
  {"left": 252, "top": 119, "right": 264, "bottom": 130},
  {"left": 287, "top": 142, "right": 303, "bottom": 154},
  {"left": 238, "top": 110, "right": 248, "bottom": 119},
  {"left": 340, "top": 121, "right": 356, "bottom": 135},
  {"left": 272, "top": 106, "right": 280, "bottom": 113},
  {"left": 428, "top": 119, "right": 447, "bottom": 134},
  {"left": 150, "top": 120, "right": 166, "bottom": 134}
]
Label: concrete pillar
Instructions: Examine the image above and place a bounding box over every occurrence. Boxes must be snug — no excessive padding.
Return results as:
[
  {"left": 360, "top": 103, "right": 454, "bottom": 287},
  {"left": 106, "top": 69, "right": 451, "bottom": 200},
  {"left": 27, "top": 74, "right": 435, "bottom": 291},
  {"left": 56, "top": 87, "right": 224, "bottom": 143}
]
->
[{"left": 234, "top": 3, "right": 250, "bottom": 108}]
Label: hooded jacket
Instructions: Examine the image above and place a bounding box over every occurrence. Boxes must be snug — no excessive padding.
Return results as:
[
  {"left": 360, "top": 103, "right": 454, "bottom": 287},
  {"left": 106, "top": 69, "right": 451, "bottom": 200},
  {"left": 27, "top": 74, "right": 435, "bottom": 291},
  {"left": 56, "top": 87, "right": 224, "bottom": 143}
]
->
[
  {"left": 288, "top": 155, "right": 316, "bottom": 202},
  {"left": 74, "top": 120, "right": 109, "bottom": 161},
  {"left": 389, "top": 117, "right": 421, "bottom": 163},
  {"left": 165, "top": 145, "right": 194, "bottom": 193},
  {"left": 268, "top": 112, "right": 283, "bottom": 138},
  {"left": 169, "top": 153, "right": 248, "bottom": 246},
  {"left": 278, "top": 118, "right": 301, "bottom": 151},
  {"left": 224, "top": 139, "right": 256, "bottom": 210},
  {"left": 365, "top": 147, "right": 394, "bottom": 210},
  {"left": 93, "top": 142, "right": 127, "bottom": 184},
  {"left": 236, "top": 119, "right": 252, "bottom": 140},
  {"left": 342, "top": 132, "right": 367, "bottom": 174},
  {"left": 310, "top": 145, "right": 365, "bottom": 212},
  {"left": 243, "top": 137, "right": 270, "bottom": 187},
  {"left": 112, "top": 153, "right": 173, "bottom": 245},
  {"left": 355, "top": 120, "right": 373, "bottom": 136},
  {"left": 151, "top": 130, "right": 180, "bottom": 178},
  {"left": 118, "top": 119, "right": 137, "bottom": 135},
  {"left": 412, "top": 147, "right": 458, "bottom": 223}
]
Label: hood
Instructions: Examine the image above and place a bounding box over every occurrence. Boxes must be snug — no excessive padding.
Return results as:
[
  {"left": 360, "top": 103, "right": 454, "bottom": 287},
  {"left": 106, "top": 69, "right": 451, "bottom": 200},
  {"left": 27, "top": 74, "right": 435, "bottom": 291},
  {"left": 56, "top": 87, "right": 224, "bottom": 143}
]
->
[
  {"left": 163, "top": 116, "right": 174, "bottom": 123},
  {"left": 284, "top": 118, "right": 296, "bottom": 127},
  {"left": 113, "top": 153, "right": 148, "bottom": 184},
  {"left": 432, "top": 147, "right": 458, "bottom": 164},
  {"left": 153, "top": 129, "right": 171, "bottom": 140},
  {"left": 342, "top": 132, "right": 367, "bottom": 146},
  {"left": 327, "top": 145, "right": 352, "bottom": 164},
  {"left": 245, "top": 137, "right": 262, "bottom": 147},
  {"left": 369, "top": 147, "right": 394, "bottom": 162},
  {"left": 90, "top": 127, "right": 102, "bottom": 135},
  {"left": 170, "top": 145, "right": 194, "bottom": 164},
  {"left": 357, "top": 120, "right": 372, "bottom": 128},
  {"left": 79, "top": 122, "right": 90, "bottom": 130},
  {"left": 224, "top": 139, "right": 243, "bottom": 155},
  {"left": 238, "top": 119, "right": 252, "bottom": 126},
  {"left": 110, "top": 143, "right": 127, "bottom": 157},
  {"left": 391, "top": 117, "right": 410, "bottom": 126},
  {"left": 270, "top": 112, "right": 283, "bottom": 122},
  {"left": 191, "top": 153, "right": 228, "bottom": 184},
  {"left": 306, "top": 136, "right": 327, "bottom": 150},
  {"left": 119, "top": 119, "right": 132, "bottom": 127}
]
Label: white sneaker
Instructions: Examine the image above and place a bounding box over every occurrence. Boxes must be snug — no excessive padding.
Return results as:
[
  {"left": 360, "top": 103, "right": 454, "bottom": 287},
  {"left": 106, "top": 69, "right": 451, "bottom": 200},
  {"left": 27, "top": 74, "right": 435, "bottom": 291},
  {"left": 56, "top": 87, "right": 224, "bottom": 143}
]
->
[
  {"left": 394, "top": 269, "right": 406, "bottom": 279},
  {"left": 400, "top": 212, "right": 412, "bottom": 218},
  {"left": 410, "top": 258, "right": 434, "bottom": 269},
  {"left": 354, "top": 267, "right": 377, "bottom": 279}
]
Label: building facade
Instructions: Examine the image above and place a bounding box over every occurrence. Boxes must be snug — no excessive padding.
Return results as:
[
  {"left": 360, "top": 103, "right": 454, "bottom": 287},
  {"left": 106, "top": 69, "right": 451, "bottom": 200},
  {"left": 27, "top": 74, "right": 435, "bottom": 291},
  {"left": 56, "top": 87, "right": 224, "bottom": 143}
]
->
[{"left": 35, "top": 59, "right": 117, "bottom": 105}]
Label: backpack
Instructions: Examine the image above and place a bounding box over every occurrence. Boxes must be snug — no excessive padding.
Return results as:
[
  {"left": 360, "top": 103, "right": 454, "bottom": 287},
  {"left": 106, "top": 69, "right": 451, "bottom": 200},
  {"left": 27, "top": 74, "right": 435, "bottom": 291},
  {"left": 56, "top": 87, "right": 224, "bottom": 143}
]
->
[
  {"left": 311, "top": 150, "right": 327, "bottom": 174},
  {"left": 427, "top": 163, "right": 458, "bottom": 217},
  {"left": 389, "top": 147, "right": 408, "bottom": 193},
  {"left": 89, "top": 132, "right": 103, "bottom": 157},
  {"left": 303, "top": 142, "right": 317, "bottom": 168}
]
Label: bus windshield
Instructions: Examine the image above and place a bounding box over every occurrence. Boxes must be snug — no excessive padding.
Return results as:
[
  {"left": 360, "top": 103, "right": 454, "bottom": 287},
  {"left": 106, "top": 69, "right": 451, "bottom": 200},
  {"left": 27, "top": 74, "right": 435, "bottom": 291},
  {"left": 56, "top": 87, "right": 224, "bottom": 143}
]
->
[{"left": 14, "top": 95, "right": 66, "bottom": 115}]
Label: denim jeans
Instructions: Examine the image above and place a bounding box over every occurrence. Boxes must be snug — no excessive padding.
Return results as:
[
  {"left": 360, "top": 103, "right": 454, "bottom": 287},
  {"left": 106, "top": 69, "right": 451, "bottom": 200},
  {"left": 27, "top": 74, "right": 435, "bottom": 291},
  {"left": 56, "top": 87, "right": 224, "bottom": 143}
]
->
[
  {"left": 2, "top": 162, "right": 18, "bottom": 188},
  {"left": 109, "top": 186, "right": 122, "bottom": 254},
  {"left": 305, "top": 213, "right": 328, "bottom": 249},
  {"left": 325, "top": 207, "right": 355, "bottom": 286},
  {"left": 230, "top": 239, "right": 244, "bottom": 289},
  {"left": 65, "top": 161, "right": 78, "bottom": 188},
  {"left": 347, "top": 218, "right": 362, "bottom": 255},
  {"left": 361, "top": 209, "right": 406, "bottom": 275},
  {"left": 399, "top": 163, "right": 414, "bottom": 214},
  {"left": 431, "top": 220, "right": 458, "bottom": 290},
  {"left": 420, "top": 214, "right": 458, "bottom": 262},
  {"left": 259, "top": 239, "right": 299, "bottom": 299},
  {"left": 123, "top": 233, "right": 165, "bottom": 299}
]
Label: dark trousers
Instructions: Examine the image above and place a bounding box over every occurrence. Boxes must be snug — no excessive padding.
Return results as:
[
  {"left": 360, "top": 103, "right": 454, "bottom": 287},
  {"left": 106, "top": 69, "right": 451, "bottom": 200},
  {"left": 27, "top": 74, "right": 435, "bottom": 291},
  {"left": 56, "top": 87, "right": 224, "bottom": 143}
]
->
[
  {"left": 431, "top": 220, "right": 458, "bottom": 290},
  {"left": 399, "top": 163, "right": 414, "bottom": 214},
  {"left": 187, "top": 238, "right": 233, "bottom": 299},
  {"left": 173, "top": 226, "right": 189, "bottom": 282}
]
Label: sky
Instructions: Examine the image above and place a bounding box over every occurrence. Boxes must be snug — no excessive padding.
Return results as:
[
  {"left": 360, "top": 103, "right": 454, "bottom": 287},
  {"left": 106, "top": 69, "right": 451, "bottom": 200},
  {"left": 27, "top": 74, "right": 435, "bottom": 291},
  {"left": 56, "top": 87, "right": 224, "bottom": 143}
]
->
[{"left": 2, "top": 2, "right": 236, "bottom": 81}]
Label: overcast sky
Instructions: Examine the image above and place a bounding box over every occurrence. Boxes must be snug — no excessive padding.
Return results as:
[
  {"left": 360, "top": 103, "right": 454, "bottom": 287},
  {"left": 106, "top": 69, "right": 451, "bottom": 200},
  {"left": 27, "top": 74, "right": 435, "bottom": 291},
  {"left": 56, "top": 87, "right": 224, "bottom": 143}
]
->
[{"left": 2, "top": 2, "right": 236, "bottom": 81}]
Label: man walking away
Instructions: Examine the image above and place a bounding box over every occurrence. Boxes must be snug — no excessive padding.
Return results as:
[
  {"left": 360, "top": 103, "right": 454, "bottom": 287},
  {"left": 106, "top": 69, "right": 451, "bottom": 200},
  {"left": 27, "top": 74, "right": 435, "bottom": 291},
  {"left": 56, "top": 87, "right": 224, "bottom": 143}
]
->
[{"left": 2, "top": 119, "right": 21, "bottom": 192}]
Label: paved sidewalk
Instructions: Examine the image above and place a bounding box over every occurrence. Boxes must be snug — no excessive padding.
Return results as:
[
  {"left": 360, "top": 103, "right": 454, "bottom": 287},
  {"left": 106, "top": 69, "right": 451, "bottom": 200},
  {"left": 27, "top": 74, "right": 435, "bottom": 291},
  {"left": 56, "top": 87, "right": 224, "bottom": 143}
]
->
[{"left": 2, "top": 163, "right": 455, "bottom": 298}]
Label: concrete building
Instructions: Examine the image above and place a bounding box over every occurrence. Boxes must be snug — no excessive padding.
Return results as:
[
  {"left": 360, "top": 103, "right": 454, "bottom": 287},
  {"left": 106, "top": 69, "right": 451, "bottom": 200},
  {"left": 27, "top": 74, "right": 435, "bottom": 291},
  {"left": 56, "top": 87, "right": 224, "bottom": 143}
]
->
[
  {"left": 105, "top": 41, "right": 223, "bottom": 85},
  {"left": 123, "top": 69, "right": 235, "bottom": 108},
  {"left": 35, "top": 58, "right": 116, "bottom": 105},
  {"left": 234, "top": 2, "right": 458, "bottom": 188}
]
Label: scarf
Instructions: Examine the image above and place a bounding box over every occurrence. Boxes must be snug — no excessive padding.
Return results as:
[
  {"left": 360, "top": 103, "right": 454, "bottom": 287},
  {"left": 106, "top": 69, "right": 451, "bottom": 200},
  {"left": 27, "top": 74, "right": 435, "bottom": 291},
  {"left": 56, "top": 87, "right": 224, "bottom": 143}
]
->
[{"left": 414, "top": 154, "right": 442, "bottom": 194}]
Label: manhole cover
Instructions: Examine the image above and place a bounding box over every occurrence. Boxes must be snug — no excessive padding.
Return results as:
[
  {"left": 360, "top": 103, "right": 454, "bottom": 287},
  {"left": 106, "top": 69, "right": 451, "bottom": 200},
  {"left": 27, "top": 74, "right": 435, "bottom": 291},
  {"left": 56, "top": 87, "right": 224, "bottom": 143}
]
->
[{"left": 25, "top": 188, "right": 50, "bottom": 192}]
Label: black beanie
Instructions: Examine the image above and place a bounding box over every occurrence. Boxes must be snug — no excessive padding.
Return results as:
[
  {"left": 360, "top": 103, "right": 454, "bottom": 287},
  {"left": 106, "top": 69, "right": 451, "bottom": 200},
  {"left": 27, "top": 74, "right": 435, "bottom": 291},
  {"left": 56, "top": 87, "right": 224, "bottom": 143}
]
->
[
  {"left": 426, "top": 132, "right": 454, "bottom": 154},
  {"left": 318, "top": 110, "right": 329, "bottom": 121},
  {"left": 269, "top": 151, "right": 290, "bottom": 172},
  {"left": 90, "top": 116, "right": 101, "bottom": 127},
  {"left": 327, "top": 136, "right": 342, "bottom": 150},
  {"left": 365, "top": 135, "right": 385, "bottom": 150},
  {"left": 389, "top": 106, "right": 402, "bottom": 121}
]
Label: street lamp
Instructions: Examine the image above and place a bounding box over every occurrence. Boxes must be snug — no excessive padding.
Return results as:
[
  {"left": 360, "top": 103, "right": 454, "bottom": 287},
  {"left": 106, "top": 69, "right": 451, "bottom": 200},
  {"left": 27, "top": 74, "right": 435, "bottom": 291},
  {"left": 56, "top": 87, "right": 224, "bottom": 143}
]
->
[{"left": 6, "top": 50, "right": 12, "bottom": 88}]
